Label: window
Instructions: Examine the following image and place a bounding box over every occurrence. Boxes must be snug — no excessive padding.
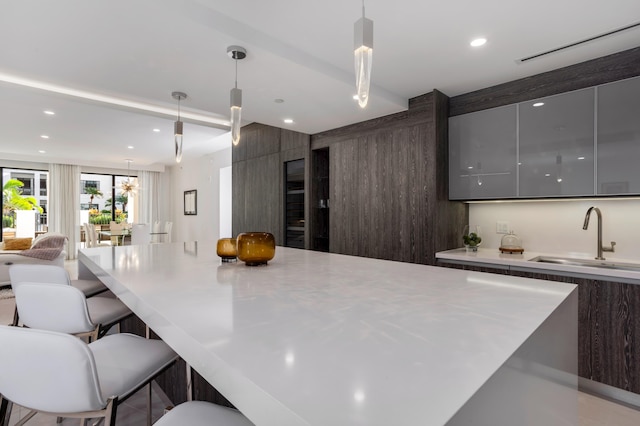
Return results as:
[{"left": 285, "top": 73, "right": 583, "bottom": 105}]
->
[
  {"left": 11, "top": 173, "right": 34, "bottom": 195},
  {"left": 81, "top": 180, "right": 100, "bottom": 194},
  {"left": 80, "top": 173, "right": 136, "bottom": 228},
  {"left": 39, "top": 176, "right": 47, "bottom": 196},
  {"left": 2, "top": 168, "right": 48, "bottom": 241}
]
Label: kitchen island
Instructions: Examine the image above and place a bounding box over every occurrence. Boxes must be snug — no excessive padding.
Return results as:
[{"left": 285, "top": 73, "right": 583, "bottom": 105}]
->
[{"left": 79, "top": 243, "right": 578, "bottom": 426}]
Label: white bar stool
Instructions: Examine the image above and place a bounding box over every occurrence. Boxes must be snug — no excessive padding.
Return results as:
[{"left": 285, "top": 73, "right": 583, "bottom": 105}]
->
[
  {"left": 10, "top": 263, "right": 108, "bottom": 297},
  {"left": 0, "top": 325, "right": 178, "bottom": 426},
  {"left": 155, "top": 401, "right": 254, "bottom": 426},
  {"left": 13, "top": 282, "right": 132, "bottom": 341}
]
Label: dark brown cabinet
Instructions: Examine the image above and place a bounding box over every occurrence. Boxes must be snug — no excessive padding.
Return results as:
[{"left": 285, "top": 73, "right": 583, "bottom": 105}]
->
[
  {"left": 284, "top": 159, "right": 305, "bottom": 248},
  {"left": 232, "top": 124, "right": 310, "bottom": 247},
  {"left": 311, "top": 148, "right": 329, "bottom": 252},
  {"left": 312, "top": 91, "right": 467, "bottom": 265},
  {"left": 233, "top": 91, "right": 467, "bottom": 264}
]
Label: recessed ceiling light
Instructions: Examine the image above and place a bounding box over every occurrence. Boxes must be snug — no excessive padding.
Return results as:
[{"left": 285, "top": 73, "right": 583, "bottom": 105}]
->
[
  {"left": 283, "top": 119, "right": 294, "bottom": 124},
  {"left": 545, "top": 173, "right": 551, "bottom": 177},
  {"left": 353, "top": 95, "right": 359, "bottom": 100},
  {"left": 127, "top": 146, "right": 134, "bottom": 149},
  {"left": 467, "top": 166, "right": 473, "bottom": 169},
  {"left": 153, "top": 128, "right": 160, "bottom": 132},
  {"left": 533, "top": 102, "right": 545, "bottom": 107},
  {"left": 38, "top": 150, "right": 46, "bottom": 154},
  {"left": 40, "top": 135, "right": 49, "bottom": 139},
  {"left": 556, "top": 178, "right": 563, "bottom": 182},
  {"left": 470, "top": 38, "right": 487, "bottom": 47},
  {"left": 274, "top": 99, "right": 284, "bottom": 104},
  {"left": 578, "top": 156, "right": 585, "bottom": 160},
  {"left": 43, "top": 110, "right": 55, "bottom": 115}
]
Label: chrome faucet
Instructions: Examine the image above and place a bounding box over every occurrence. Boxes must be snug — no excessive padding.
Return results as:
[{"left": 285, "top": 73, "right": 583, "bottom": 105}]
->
[{"left": 582, "top": 206, "right": 616, "bottom": 260}]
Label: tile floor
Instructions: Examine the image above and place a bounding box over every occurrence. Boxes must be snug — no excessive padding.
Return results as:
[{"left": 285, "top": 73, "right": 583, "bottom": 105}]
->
[{"left": 2, "top": 261, "right": 640, "bottom": 425}]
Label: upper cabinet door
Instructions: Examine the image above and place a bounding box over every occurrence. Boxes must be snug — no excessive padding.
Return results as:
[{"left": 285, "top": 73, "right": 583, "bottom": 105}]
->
[
  {"left": 597, "top": 77, "right": 640, "bottom": 195},
  {"left": 449, "top": 105, "right": 517, "bottom": 200},
  {"left": 519, "top": 88, "right": 595, "bottom": 197}
]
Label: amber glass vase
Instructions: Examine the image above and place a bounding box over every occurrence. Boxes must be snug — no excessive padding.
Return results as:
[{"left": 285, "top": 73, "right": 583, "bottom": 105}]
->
[
  {"left": 216, "top": 238, "right": 237, "bottom": 262},
  {"left": 236, "top": 232, "right": 276, "bottom": 266}
]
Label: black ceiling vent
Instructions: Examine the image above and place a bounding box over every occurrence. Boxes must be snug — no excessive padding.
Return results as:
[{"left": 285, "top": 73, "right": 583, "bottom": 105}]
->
[{"left": 517, "top": 21, "right": 640, "bottom": 63}]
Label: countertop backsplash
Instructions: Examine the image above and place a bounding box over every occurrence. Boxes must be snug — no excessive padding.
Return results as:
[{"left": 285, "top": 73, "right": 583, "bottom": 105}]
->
[{"left": 467, "top": 198, "right": 640, "bottom": 262}]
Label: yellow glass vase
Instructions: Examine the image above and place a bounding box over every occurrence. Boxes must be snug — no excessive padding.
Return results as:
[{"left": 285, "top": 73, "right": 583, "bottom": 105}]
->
[
  {"left": 236, "top": 232, "right": 276, "bottom": 266},
  {"left": 216, "top": 238, "right": 237, "bottom": 262}
]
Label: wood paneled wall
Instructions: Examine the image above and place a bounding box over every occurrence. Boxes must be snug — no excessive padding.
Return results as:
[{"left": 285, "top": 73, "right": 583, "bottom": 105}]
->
[
  {"left": 450, "top": 46, "right": 640, "bottom": 116},
  {"left": 232, "top": 124, "right": 310, "bottom": 246},
  {"left": 312, "top": 90, "right": 467, "bottom": 265}
]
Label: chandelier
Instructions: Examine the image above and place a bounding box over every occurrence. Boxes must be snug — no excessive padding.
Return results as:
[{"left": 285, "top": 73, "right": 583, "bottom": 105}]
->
[{"left": 121, "top": 159, "right": 138, "bottom": 196}]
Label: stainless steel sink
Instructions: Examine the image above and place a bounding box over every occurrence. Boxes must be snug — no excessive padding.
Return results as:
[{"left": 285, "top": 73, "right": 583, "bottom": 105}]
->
[{"left": 529, "top": 256, "right": 640, "bottom": 272}]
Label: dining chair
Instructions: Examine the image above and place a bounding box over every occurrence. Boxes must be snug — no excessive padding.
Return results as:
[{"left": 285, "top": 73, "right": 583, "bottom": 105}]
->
[
  {"left": 84, "top": 223, "right": 110, "bottom": 248},
  {"left": 154, "top": 401, "right": 253, "bottom": 426},
  {"left": 109, "top": 221, "right": 128, "bottom": 246},
  {"left": 131, "top": 223, "right": 151, "bottom": 245},
  {"left": 151, "top": 221, "right": 162, "bottom": 243},
  {"left": 83, "top": 223, "right": 95, "bottom": 248},
  {"left": 0, "top": 325, "right": 177, "bottom": 426},
  {"left": 12, "top": 281, "right": 132, "bottom": 341},
  {"left": 163, "top": 221, "right": 173, "bottom": 243}
]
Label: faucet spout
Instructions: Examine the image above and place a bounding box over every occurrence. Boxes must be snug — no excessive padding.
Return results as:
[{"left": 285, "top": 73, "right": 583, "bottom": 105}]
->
[
  {"left": 582, "top": 207, "right": 615, "bottom": 260},
  {"left": 582, "top": 209, "right": 593, "bottom": 230}
]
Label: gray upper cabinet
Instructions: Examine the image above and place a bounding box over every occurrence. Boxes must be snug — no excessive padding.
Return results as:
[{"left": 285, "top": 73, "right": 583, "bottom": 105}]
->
[
  {"left": 597, "top": 77, "right": 640, "bottom": 195},
  {"left": 449, "top": 105, "right": 517, "bottom": 200},
  {"left": 449, "top": 77, "right": 640, "bottom": 200},
  {"left": 519, "top": 88, "right": 595, "bottom": 197}
]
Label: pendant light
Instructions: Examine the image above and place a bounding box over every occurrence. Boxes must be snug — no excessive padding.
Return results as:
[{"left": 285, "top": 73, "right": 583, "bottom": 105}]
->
[
  {"left": 227, "top": 45, "right": 246, "bottom": 146},
  {"left": 354, "top": 0, "right": 373, "bottom": 108},
  {"left": 172, "top": 91, "right": 187, "bottom": 163},
  {"left": 121, "top": 159, "right": 138, "bottom": 196}
]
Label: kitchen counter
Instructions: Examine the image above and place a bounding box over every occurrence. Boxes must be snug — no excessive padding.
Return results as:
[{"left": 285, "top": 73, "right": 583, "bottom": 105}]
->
[
  {"left": 80, "top": 243, "right": 578, "bottom": 426},
  {"left": 436, "top": 248, "right": 640, "bottom": 284}
]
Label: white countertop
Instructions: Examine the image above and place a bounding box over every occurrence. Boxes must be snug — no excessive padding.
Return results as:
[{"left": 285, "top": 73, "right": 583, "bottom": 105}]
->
[
  {"left": 436, "top": 248, "right": 640, "bottom": 283},
  {"left": 79, "top": 243, "right": 576, "bottom": 426}
]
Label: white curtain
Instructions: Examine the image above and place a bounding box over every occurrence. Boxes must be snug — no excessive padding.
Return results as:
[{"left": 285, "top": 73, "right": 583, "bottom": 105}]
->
[
  {"left": 48, "top": 164, "right": 80, "bottom": 260},
  {"left": 138, "top": 171, "right": 160, "bottom": 225}
]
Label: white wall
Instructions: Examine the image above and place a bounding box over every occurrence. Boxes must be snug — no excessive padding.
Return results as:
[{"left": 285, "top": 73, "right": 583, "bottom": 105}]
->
[
  {"left": 169, "top": 147, "right": 232, "bottom": 243},
  {"left": 219, "top": 166, "right": 232, "bottom": 238},
  {"left": 468, "top": 198, "right": 640, "bottom": 261}
]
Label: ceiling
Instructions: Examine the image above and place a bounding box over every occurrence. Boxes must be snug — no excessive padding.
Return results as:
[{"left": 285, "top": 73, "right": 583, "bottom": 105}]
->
[{"left": 0, "top": 0, "right": 639, "bottom": 171}]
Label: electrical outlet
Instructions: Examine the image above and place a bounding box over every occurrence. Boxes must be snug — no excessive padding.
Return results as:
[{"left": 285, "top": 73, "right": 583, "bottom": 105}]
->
[{"left": 496, "top": 221, "right": 509, "bottom": 234}]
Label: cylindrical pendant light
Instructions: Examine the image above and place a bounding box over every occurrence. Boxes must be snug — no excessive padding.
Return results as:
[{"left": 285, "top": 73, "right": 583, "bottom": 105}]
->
[
  {"left": 171, "top": 91, "right": 187, "bottom": 163},
  {"left": 354, "top": 0, "right": 373, "bottom": 108},
  {"left": 227, "top": 46, "right": 247, "bottom": 146}
]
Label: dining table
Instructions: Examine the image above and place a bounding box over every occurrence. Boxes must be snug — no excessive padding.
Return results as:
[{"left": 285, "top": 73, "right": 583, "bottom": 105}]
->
[
  {"left": 98, "top": 229, "right": 130, "bottom": 246},
  {"left": 78, "top": 242, "right": 579, "bottom": 426}
]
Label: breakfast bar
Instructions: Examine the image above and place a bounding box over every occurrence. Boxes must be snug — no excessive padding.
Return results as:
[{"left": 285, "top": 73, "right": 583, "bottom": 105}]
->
[{"left": 79, "top": 243, "right": 578, "bottom": 425}]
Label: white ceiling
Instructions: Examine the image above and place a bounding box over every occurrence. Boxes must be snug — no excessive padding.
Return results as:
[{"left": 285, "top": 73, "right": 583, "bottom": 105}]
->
[{"left": 0, "top": 0, "right": 639, "bottom": 171}]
